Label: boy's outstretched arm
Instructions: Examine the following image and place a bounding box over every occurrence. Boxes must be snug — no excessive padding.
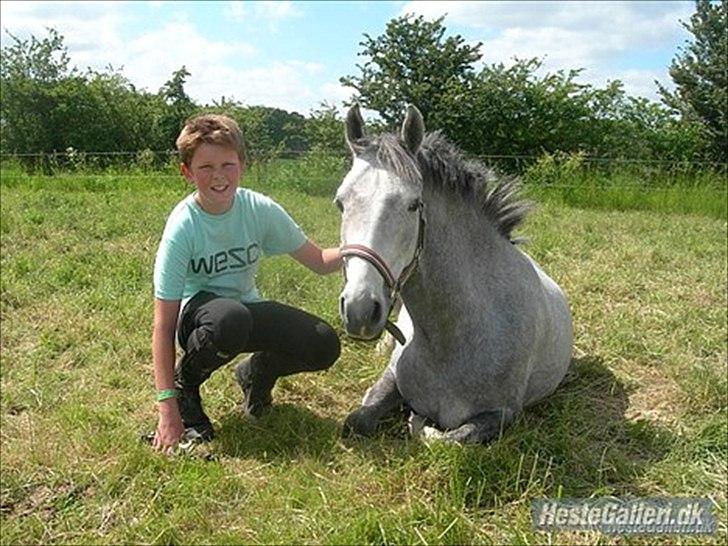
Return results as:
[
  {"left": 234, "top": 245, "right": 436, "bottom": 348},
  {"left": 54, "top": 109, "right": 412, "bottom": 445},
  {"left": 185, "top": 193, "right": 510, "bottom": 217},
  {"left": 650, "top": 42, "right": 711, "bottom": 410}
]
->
[
  {"left": 152, "top": 297, "right": 184, "bottom": 454},
  {"left": 290, "top": 240, "right": 342, "bottom": 275}
]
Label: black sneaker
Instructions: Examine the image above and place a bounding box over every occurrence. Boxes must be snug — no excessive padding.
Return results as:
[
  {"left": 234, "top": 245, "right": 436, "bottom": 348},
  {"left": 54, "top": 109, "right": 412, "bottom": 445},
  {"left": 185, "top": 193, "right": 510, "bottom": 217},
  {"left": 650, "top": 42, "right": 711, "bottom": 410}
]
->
[
  {"left": 235, "top": 354, "right": 275, "bottom": 418},
  {"left": 174, "top": 374, "right": 215, "bottom": 442}
]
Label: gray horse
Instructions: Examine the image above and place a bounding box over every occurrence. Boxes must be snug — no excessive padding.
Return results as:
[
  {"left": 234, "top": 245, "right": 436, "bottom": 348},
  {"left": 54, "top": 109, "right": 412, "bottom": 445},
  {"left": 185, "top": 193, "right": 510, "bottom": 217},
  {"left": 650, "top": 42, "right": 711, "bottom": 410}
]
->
[{"left": 337, "top": 104, "right": 573, "bottom": 443}]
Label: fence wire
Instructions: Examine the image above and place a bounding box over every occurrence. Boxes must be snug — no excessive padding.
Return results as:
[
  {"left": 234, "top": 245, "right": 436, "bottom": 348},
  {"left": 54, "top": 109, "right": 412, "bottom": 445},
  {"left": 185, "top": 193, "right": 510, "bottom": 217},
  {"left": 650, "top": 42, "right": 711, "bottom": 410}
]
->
[
  {"left": 1, "top": 148, "right": 726, "bottom": 165},
  {"left": 0, "top": 149, "right": 726, "bottom": 191}
]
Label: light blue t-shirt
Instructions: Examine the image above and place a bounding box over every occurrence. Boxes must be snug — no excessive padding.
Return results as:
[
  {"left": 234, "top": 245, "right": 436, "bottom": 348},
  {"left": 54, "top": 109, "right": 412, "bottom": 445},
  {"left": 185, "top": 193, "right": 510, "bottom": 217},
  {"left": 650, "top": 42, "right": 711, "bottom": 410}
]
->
[{"left": 154, "top": 188, "right": 307, "bottom": 305}]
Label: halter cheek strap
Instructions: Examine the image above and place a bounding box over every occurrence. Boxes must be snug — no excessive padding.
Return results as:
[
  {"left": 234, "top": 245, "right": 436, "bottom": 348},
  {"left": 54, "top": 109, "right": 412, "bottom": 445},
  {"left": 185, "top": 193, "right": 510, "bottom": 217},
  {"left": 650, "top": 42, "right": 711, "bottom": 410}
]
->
[{"left": 340, "top": 204, "right": 426, "bottom": 345}]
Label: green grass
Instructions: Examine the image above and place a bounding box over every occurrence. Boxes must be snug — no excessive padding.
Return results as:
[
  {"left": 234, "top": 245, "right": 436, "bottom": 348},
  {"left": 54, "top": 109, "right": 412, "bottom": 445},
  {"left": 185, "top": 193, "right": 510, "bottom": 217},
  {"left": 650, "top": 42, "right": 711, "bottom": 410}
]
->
[
  {"left": 524, "top": 180, "right": 726, "bottom": 220},
  {"left": 1, "top": 165, "right": 726, "bottom": 545}
]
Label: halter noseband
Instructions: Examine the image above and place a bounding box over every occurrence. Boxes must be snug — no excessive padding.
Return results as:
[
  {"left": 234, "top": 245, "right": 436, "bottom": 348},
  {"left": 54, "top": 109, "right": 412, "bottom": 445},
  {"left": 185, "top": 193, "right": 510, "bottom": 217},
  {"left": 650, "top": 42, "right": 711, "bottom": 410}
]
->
[{"left": 340, "top": 203, "right": 425, "bottom": 345}]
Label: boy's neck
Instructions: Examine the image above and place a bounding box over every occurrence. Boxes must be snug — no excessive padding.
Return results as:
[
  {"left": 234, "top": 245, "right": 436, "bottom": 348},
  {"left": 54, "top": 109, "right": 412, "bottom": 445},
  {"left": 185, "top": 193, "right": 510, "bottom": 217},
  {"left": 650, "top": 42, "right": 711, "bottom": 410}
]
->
[{"left": 193, "top": 191, "right": 235, "bottom": 215}]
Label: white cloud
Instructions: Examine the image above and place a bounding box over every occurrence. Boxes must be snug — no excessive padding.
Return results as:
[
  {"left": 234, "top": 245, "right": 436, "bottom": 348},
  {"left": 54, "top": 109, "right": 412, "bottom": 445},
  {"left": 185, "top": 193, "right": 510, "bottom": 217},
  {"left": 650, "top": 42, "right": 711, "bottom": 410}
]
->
[
  {"left": 584, "top": 67, "right": 673, "bottom": 101},
  {"left": 225, "top": 1, "right": 247, "bottom": 22},
  {"left": 482, "top": 26, "right": 622, "bottom": 70},
  {"left": 225, "top": 0, "right": 302, "bottom": 23},
  {"left": 320, "top": 82, "right": 358, "bottom": 114},
  {"left": 256, "top": 1, "right": 301, "bottom": 20},
  {"left": 401, "top": 0, "right": 692, "bottom": 42},
  {"left": 0, "top": 0, "right": 687, "bottom": 114},
  {"left": 0, "top": 3, "right": 258, "bottom": 96},
  {"left": 121, "top": 20, "right": 256, "bottom": 94},
  {"left": 0, "top": 1, "right": 128, "bottom": 52},
  {"left": 181, "top": 61, "right": 332, "bottom": 114},
  {"left": 0, "top": 0, "right": 331, "bottom": 114}
]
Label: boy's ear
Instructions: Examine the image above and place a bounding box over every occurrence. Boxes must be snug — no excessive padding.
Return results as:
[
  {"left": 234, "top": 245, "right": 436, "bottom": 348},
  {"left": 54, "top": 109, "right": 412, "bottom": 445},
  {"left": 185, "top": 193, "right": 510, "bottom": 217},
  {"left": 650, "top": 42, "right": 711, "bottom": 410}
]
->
[{"left": 180, "top": 162, "right": 194, "bottom": 182}]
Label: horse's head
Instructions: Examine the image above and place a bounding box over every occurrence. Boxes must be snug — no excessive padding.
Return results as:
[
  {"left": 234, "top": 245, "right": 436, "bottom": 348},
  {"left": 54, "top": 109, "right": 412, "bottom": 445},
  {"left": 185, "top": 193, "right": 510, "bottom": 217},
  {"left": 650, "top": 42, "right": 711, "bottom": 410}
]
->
[{"left": 336, "top": 104, "right": 425, "bottom": 340}]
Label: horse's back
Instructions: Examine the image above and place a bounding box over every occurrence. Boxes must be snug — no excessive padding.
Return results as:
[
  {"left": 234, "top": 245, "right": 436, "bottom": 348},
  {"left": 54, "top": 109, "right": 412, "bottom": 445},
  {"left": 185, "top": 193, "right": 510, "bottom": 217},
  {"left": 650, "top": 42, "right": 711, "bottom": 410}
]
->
[{"left": 521, "top": 253, "right": 573, "bottom": 405}]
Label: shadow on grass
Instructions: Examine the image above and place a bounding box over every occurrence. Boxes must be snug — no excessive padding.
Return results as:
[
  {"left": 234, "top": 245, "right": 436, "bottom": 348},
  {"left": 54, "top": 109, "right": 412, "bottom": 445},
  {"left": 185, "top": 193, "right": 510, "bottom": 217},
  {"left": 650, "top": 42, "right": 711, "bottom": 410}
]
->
[
  {"left": 340, "top": 355, "right": 676, "bottom": 507},
  {"left": 435, "top": 355, "right": 675, "bottom": 507},
  {"left": 213, "top": 403, "right": 341, "bottom": 461},
  {"left": 210, "top": 355, "right": 675, "bottom": 508},
  {"left": 520, "top": 355, "right": 674, "bottom": 491}
]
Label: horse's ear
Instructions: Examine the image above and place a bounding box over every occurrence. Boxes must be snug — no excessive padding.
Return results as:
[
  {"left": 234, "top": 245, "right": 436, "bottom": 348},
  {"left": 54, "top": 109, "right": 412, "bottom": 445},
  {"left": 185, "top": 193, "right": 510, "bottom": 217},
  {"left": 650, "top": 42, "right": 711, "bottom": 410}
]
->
[
  {"left": 401, "top": 104, "right": 424, "bottom": 155},
  {"left": 345, "top": 103, "right": 365, "bottom": 154}
]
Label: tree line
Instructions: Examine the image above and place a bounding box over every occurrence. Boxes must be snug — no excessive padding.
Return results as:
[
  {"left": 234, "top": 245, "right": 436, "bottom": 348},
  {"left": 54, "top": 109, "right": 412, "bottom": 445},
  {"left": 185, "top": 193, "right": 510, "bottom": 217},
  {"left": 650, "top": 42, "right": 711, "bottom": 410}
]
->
[
  {"left": 0, "top": 29, "right": 346, "bottom": 168},
  {"left": 1, "top": 1, "right": 725, "bottom": 171},
  {"left": 341, "top": 1, "right": 725, "bottom": 164}
]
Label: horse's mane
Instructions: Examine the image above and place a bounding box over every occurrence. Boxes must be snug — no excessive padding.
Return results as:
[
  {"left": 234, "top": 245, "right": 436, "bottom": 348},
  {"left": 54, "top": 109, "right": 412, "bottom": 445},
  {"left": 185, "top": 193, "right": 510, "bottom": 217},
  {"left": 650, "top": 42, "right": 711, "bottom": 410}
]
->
[{"left": 361, "top": 131, "right": 531, "bottom": 241}]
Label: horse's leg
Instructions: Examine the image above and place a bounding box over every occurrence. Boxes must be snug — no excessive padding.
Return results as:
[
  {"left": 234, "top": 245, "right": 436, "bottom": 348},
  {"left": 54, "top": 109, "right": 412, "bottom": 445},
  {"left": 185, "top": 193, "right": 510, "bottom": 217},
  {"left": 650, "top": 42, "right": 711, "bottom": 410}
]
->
[
  {"left": 417, "top": 409, "right": 516, "bottom": 444},
  {"left": 342, "top": 367, "right": 404, "bottom": 437}
]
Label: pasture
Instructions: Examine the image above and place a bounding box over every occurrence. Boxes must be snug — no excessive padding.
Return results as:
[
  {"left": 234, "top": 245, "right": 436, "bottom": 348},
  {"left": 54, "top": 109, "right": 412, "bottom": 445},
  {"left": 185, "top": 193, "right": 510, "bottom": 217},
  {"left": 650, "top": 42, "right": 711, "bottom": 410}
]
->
[{"left": 0, "top": 161, "right": 726, "bottom": 545}]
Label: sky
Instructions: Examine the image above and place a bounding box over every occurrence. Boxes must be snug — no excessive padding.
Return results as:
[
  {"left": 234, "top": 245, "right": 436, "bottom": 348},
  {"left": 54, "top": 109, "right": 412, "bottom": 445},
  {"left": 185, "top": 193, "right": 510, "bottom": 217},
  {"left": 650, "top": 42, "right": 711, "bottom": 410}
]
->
[{"left": 0, "top": 0, "right": 696, "bottom": 117}]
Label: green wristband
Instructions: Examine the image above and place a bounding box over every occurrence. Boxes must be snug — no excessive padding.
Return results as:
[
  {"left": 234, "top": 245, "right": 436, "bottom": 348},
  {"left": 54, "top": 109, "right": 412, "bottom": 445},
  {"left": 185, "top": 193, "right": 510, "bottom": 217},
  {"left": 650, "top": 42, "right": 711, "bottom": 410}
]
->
[{"left": 157, "top": 388, "right": 178, "bottom": 402}]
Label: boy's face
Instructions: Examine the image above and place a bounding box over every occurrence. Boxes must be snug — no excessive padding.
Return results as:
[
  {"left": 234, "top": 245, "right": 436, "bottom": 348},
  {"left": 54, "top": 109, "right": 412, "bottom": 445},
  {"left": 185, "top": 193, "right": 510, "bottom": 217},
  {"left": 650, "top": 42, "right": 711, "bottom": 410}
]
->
[{"left": 181, "top": 143, "right": 244, "bottom": 214}]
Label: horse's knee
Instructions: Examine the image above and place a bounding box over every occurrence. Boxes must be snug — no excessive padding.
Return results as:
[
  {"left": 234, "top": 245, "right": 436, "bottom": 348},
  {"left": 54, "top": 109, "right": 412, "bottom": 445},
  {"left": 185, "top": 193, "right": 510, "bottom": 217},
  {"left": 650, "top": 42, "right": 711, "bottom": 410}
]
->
[
  {"left": 342, "top": 407, "right": 378, "bottom": 438},
  {"left": 445, "top": 409, "right": 515, "bottom": 444}
]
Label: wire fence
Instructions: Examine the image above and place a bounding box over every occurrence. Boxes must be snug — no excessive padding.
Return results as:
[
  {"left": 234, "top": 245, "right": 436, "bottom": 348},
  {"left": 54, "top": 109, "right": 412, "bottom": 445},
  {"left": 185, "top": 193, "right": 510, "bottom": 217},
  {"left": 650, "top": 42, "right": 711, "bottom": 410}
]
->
[
  {"left": 1, "top": 149, "right": 726, "bottom": 191},
  {"left": 1, "top": 148, "right": 726, "bottom": 165}
]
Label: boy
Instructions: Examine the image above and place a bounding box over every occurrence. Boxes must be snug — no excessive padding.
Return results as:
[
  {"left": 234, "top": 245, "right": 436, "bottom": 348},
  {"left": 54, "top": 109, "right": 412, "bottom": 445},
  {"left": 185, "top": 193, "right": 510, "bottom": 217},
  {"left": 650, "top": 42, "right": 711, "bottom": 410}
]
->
[{"left": 151, "top": 114, "right": 342, "bottom": 454}]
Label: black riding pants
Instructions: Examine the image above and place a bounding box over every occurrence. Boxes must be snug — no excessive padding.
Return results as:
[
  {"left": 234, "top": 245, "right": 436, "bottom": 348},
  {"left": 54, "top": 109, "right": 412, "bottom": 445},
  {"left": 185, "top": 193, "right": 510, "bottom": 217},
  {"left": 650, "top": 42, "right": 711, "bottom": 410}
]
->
[{"left": 175, "top": 291, "right": 341, "bottom": 387}]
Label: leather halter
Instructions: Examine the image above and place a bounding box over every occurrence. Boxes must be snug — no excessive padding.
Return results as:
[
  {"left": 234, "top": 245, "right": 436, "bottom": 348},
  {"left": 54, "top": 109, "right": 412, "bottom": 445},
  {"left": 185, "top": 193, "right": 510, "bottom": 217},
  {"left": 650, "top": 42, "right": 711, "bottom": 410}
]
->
[{"left": 340, "top": 203, "right": 426, "bottom": 345}]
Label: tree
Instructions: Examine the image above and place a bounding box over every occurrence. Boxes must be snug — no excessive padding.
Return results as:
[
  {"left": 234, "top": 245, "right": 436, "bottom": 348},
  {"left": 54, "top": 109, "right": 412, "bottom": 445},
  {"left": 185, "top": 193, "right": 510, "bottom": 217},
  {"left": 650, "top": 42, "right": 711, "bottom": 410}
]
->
[
  {"left": 0, "top": 28, "right": 168, "bottom": 163},
  {"left": 0, "top": 28, "right": 75, "bottom": 153},
  {"left": 437, "top": 59, "right": 602, "bottom": 159},
  {"left": 340, "top": 14, "right": 481, "bottom": 126},
  {"left": 658, "top": 0, "right": 727, "bottom": 161},
  {"left": 304, "top": 102, "right": 345, "bottom": 152},
  {"left": 157, "top": 66, "right": 196, "bottom": 149}
]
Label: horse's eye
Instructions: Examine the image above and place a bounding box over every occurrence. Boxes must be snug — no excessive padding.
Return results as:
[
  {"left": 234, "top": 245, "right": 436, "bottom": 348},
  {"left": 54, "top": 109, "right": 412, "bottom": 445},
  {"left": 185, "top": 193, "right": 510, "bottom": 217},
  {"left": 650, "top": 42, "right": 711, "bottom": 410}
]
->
[
  {"left": 334, "top": 199, "right": 344, "bottom": 213},
  {"left": 407, "top": 199, "right": 421, "bottom": 212}
]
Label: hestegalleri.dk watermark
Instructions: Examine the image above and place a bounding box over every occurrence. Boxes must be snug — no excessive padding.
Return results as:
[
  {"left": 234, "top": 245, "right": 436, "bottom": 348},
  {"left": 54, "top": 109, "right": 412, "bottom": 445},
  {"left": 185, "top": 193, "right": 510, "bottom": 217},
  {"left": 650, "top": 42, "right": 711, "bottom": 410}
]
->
[{"left": 532, "top": 497, "right": 716, "bottom": 535}]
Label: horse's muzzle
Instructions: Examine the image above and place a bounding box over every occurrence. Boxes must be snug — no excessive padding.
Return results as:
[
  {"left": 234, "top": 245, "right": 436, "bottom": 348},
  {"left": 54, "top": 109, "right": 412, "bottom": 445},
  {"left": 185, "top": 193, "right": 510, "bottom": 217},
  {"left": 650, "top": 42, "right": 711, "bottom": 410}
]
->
[{"left": 339, "top": 291, "right": 387, "bottom": 340}]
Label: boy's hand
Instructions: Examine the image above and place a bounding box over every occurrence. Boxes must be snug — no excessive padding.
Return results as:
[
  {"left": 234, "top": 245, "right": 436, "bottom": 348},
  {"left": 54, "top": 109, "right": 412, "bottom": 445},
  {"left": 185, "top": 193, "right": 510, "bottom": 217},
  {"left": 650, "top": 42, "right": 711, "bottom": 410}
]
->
[{"left": 153, "top": 399, "right": 185, "bottom": 455}]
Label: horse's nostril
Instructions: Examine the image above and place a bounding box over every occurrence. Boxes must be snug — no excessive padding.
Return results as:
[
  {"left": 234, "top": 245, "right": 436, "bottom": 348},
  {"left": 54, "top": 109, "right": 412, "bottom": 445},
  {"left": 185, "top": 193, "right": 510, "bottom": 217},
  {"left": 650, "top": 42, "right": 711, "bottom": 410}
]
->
[{"left": 370, "top": 300, "right": 382, "bottom": 324}]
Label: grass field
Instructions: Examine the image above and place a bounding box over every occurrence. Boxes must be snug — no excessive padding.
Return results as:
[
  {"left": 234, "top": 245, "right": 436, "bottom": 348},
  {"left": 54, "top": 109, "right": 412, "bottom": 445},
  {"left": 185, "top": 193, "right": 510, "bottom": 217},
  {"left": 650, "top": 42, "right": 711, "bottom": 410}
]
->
[{"left": 1, "top": 164, "right": 726, "bottom": 545}]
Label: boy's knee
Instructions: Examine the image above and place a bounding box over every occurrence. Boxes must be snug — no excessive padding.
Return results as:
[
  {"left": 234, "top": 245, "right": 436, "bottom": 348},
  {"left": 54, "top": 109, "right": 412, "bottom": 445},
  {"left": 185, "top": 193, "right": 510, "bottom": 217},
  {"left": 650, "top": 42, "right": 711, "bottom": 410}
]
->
[
  {"left": 207, "top": 300, "right": 252, "bottom": 356},
  {"left": 310, "top": 321, "right": 341, "bottom": 370}
]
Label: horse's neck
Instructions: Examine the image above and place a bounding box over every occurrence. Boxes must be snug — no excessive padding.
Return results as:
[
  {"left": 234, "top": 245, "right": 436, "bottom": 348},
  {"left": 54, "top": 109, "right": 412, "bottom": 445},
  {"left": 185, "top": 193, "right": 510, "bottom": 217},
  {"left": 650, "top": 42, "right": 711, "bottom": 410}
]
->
[{"left": 402, "top": 187, "right": 514, "bottom": 333}]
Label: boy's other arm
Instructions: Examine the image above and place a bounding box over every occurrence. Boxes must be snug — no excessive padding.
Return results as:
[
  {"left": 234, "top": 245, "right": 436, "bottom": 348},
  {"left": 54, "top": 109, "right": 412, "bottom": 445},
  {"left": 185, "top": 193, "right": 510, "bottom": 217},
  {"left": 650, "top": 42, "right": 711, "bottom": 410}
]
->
[
  {"left": 152, "top": 297, "right": 184, "bottom": 453},
  {"left": 290, "top": 240, "right": 342, "bottom": 275}
]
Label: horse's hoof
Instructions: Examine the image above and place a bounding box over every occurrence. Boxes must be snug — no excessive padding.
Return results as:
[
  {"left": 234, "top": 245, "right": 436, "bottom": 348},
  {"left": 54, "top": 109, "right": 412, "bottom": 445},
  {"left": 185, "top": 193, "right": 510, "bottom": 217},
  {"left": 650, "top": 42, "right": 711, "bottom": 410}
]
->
[
  {"left": 342, "top": 410, "right": 377, "bottom": 438},
  {"left": 407, "top": 412, "right": 427, "bottom": 437},
  {"left": 422, "top": 426, "right": 448, "bottom": 443}
]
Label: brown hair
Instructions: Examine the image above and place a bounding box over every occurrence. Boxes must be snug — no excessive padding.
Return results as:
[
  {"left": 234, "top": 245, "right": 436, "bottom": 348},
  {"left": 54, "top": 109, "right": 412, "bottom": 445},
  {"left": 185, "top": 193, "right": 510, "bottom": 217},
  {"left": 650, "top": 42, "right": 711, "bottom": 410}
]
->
[{"left": 176, "top": 114, "right": 247, "bottom": 166}]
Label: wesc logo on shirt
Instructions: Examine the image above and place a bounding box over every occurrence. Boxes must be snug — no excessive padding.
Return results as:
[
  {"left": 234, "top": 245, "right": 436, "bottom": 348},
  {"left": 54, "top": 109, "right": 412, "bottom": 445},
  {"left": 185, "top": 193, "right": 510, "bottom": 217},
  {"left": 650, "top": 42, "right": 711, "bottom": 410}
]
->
[{"left": 189, "top": 243, "right": 261, "bottom": 275}]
